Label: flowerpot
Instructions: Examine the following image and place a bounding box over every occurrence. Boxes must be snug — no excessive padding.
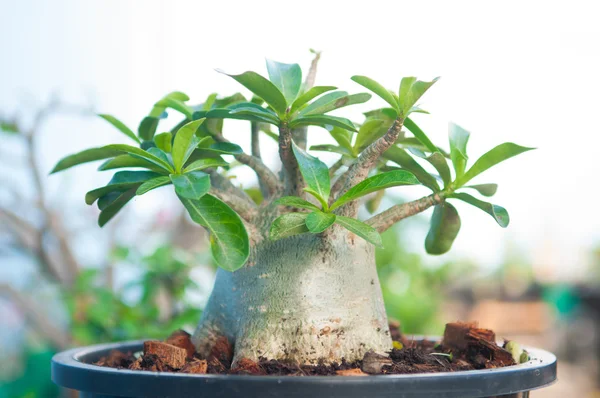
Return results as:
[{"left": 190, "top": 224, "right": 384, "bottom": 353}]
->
[{"left": 52, "top": 339, "right": 557, "bottom": 398}]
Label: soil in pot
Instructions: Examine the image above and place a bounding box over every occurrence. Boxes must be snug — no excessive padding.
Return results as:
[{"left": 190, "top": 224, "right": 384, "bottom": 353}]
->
[{"left": 93, "top": 321, "right": 524, "bottom": 376}]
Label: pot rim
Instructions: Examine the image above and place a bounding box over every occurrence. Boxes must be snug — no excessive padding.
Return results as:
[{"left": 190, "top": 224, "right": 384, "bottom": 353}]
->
[{"left": 52, "top": 338, "right": 557, "bottom": 398}]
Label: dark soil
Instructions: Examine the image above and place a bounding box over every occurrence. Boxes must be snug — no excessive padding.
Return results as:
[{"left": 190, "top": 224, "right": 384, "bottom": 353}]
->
[{"left": 94, "top": 322, "right": 519, "bottom": 376}]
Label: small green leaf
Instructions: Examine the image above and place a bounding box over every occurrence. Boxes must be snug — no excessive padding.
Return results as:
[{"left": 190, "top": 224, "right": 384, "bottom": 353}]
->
[
  {"left": 270, "top": 212, "right": 310, "bottom": 241},
  {"left": 204, "top": 102, "right": 280, "bottom": 124},
  {"left": 404, "top": 117, "right": 438, "bottom": 153},
  {"left": 154, "top": 132, "right": 172, "bottom": 152},
  {"left": 425, "top": 202, "right": 461, "bottom": 255},
  {"left": 463, "top": 183, "right": 498, "bottom": 197},
  {"left": 180, "top": 194, "right": 249, "bottom": 271},
  {"left": 331, "top": 170, "right": 419, "bottom": 211},
  {"left": 448, "top": 123, "right": 470, "bottom": 178},
  {"left": 136, "top": 176, "right": 171, "bottom": 195},
  {"left": 98, "top": 188, "right": 137, "bottom": 227},
  {"left": 309, "top": 144, "right": 353, "bottom": 157},
  {"left": 265, "top": 59, "right": 302, "bottom": 103},
  {"left": 335, "top": 216, "right": 383, "bottom": 247},
  {"left": 399, "top": 77, "right": 439, "bottom": 116},
  {"left": 275, "top": 196, "right": 321, "bottom": 211},
  {"left": 155, "top": 97, "right": 193, "bottom": 119},
  {"left": 86, "top": 171, "right": 160, "bottom": 205},
  {"left": 354, "top": 119, "right": 386, "bottom": 152},
  {"left": 290, "top": 86, "right": 337, "bottom": 114},
  {"left": 351, "top": 76, "right": 399, "bottom": 110},
  {"left": 206, "top": 142, "right": 243, "bottom": 155},
  {"left": 289, "top": 115, "right": 357, "bottom": 131},
  {"left": 98, "top": 114, "right": 140, "bottom": 144},
  {"left": 170, "top": 171, "right": 210, "bottom": 200},
  {"left": 329, "top": 127, "right": 354, "bottom": 153},
  {"left": 292, "top": 141, "right": 331, "bottom": 201},
  {"left": 98, "top": 155, "right": 167, "bottom": 173},
  {"left": 300, "top": 92, "right": 371, "bottom": 116},
  {"left": 228, "top": 107, "right": 280, "bottom": 125},
  {"left": 183, "top": 158, "right": 228, "bottom": 173},
  {"left": 407, "top": 148, "right": 451, "bottom": 187},
  {"left": 217, "top": 69, "right": 288, "bottom": 115},
  {"left": 384, "top": 146, "right": 440, "bottom": 191},
  {"left": 455, "top": 143, "right": 535, "bottom": 187},
  {"left": 202, "top": 93, "right": 218, "bottom": 111},
  {"left": 138, "top": 116, "right": 160, "bottom": 141},
  {"left": 306, "top": 211, "right": 336, "bottom": 233},
  {"left": 172, "top": 119, "right": 206, "bottom": 172},
  {"left": 449, "top": 192, "right": 509, "bottom": 227}
]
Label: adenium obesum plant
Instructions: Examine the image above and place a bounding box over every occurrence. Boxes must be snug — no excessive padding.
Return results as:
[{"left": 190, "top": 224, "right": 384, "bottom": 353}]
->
[{"left": 51, "top": 54, "right": 533, "bottom": 364}]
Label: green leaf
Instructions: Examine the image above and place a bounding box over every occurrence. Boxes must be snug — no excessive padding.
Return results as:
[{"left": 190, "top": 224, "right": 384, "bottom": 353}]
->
[
  {"left": 455, "top": 143, "right": 535, "bottom": 187},
  {"left": 300, "top": 92, "right": 371, "bottom": 116},
  {"left": 290, "top": 86, "right": 337, "bottom": 114},
  {"left": 179, "top": 194, "right": 249, "bottom": 271},
  {"left": 448, "top": 123, "right": 470, "bottom": 177},
  {"left": 363, "top": 107, "right": 398, "bottom": 122},
  {"left": 265, "top": 59, "right": 302, "bottom": 103},
  {"left": 153, "top": 132, "right": 172, "bottom": 152},
  {"left": 335, "top": 216, "right": 383, "bottom": 247},
  {"left": 399, "top": 77, "right": 439, "bottom": 116},
  {"left": 98, "top": 114, "right": 140, "bottom": 144},
  {"left": 292, "top": 141, "right": 330, "bottom": 202},
  {"left": 384, "top": 146, "right": 440, "bottom": 191},
  {"left": 136, "top": 176, "right": 172, "bottom": 195},
  {"left": 329, "top": 127, "right": 354, "bottom": 152},
  {"left": 203, "top": 102, "right": 280, "bottom": 124},
  {"left": 98, "top": 155, "right": 167, "bottom": 173},
  {"left": 228, "top": 107, "right": 280, "bottom": 125},
  {"left": 275, "top": 196, "right": 321, "bottom": 211},
  {"left": 449, "top": 192, "right": 510, "bottom": 227},
  {"left": 183, "top": 158, "right": 228, "bottom": 173},
  {"left": 309, "top": 144, "right": 353, "bottom": 157},
  {"left": 351, "top": 76, "right": 399, "bottom": 110},
  {"left": 425, "top": 202, "right": 461, "bottom": 255},
  {"left": 270, "top": 212, "right": 310, "bottom": 241},
  {"left": 86, "top": 171, "right": 160, "bottom": 205},
  {"left": 289, "top": 115, "right": 357, "bottom": 131},
  {"left": 404, "top": 117, "right": 438, "bottom": 153},
  {"left": 354, "top": 119, "right": 386, "bottom": 151},
  {"left": 98, "top": 188, "right": 137, "bottom": 227},
  {"left": 206, "top": 142, "right": 243, "bottom": 155},
  {"left": 407, "top": 148, "right": 451, "bottom": 187},
  {"left": 155, "top": 97, "right": 193, "bottom": 119},
  {"left": 202, "top": 93, "right": 218, "bottom": 111},
  {"left": 306, "top": 211, "right": 336, "bottom": 233},
  {"left": 172, "top": 119, "right": 206, "bottom": 172},
  {"left": 217, "top": 69, "right": 288, "bottom": 115},
  {"left": 170, "top": 171, "right": 210, "bottom": 200},
  {"left": 463, "top": 183, "right": 498, "bottom": 197},
  {"left": 330, "top": 170, "right": 419, "bottom": 211},
  {"left": 138, "top": 116, "right": 160, "bottom": 141}
]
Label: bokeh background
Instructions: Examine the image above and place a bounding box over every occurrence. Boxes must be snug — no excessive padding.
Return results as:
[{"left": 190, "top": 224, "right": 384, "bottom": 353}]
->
[{"left": 1, "top": 0, "right": 599, "bottom": 396}]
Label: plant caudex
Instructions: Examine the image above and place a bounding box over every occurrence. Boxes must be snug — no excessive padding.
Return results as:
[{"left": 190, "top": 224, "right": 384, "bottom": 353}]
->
[{"left": 51, "top": 59, "right": 533, "bottom": 272}]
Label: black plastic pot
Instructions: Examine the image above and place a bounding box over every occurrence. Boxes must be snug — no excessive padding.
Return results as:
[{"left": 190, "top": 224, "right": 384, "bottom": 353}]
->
[{"left": 52, "top": 339, "right": 556, "bottom": 398}]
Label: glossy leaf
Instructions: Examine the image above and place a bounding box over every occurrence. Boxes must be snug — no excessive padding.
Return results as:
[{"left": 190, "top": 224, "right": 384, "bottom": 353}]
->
[
  {"left": 448, "top": 123, "right": 470, "bottom": 177},
  {"left": 289, "top": 114, "right": 357, "bottom": 131},
  {"left": 205, "top": 142, "right": 243, "bottom": 155},
  {"left": 170, "top": 171, "right": 211, "bottom": 200},
  {"left": 407, "top": 148, "right": 451, "bottom": 187},
  {"left": 351, "top": 76, "right": 399, "bottom": 110},
  {"left": 265, "top": 59, "right": 302, "bottom": 103},
  {"left": 404, "top": 117, "right": 438, "bottom": 153},
  {"left": 309, "top": 144, "right": 353, "bottom": 156},
  {"left": 399, "top": 77, "right": 439, "bottom": 115},
  {"left": 331, "top": 170, "right": 419, "bottom": 211},
  {"left": 138, "top": 116, "right": 160, "bottom": 141},
  {"left": 425, "top": 202, "right": 461, "bottom": 255},
  {"left": 98, "top": 114, "right": 140, "bottom": 144},
  {"left": 384, "top": 146, "right": 440, "bottom": 191},
  {"left": 354, "top": 119, "right": 386, "bottom": 151},
  {"left": 228, "top": 107, "right": 280, "bottom": 125},
  {"left": 217, "top": 69, "right": 288, "bottom": 115},
  {"left": 292, "top": 141, "right": 330, "bottom": 201},
  {"left": 153, "top": 132, "right": 172, "bottom": 152},
  {"left": 180, "top": 194, "right": 249, "bottom": 271},
  {"left": 449, "top": 192, "right": 509, "bottom": 227},
  {"left": 329, "top": 127, "right": 354, "bottom": 152},
  {"left": 183, "top": 158, "right": 228, "bottom": 173},
  {"left": 300, "top": 92, "right": 371, "bottom": 116},
  {"left": 172, "top": 119, "right": 206, "bottom": 172},
  {"left": 463, "top": 183, "right": 498, "bottom": 197},
  {"left": 306, "top": 211, "right": 336, "bottom": 233},
  {"left": 155, "top": 97, "right": 193, "bottom": 119},
  {"left": 455, "top": 143, "right": 535, "bottom": 187},
  {"left": 98, "top": 188, "right": 137, "bottom": 227},
  {"left": 335, "top": 216, "right": 383, "bottom": 247},
  {"left": 275, "top": 196, "right": 320, "bottom": 211},
  {"left": 298, "top": 91, "right": 347, "bottom": 115},
  {"left": 98, "top": 155, "right": 167, "bottom": 173},
  {"left": 136, "top": 176, "right": 171, "bottom": 195},
  {"left": 86, "top": 171, "right": 160, "bottom": 205},
  {"left": 270, "top": 212, "right": 310, "bottom": 241},
  {"left": 290, "top": 86, "right": 337, "bottom": 114}
]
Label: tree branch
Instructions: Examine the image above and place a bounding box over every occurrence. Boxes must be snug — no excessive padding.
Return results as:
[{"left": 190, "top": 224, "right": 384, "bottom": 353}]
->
[
  {"left": 212, "top": 133, "right": 281, "bottom": 197},
  {"left": 0, "top": 284, "right": 70, "bottom": 349},
  {"left": 250, "top": 122, "right": 262, "bottom": 160},
  {"left": 278, "top": 124, "right": 303, "bottom": 196},
  {"left": 366, "top": 192, "right": 444, "bottom": 233}
]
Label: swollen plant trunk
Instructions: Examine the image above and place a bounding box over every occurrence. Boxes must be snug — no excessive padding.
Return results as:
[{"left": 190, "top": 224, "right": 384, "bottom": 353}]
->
[{"left": 192, "top": 226, "right": 392, "bottom": 365}]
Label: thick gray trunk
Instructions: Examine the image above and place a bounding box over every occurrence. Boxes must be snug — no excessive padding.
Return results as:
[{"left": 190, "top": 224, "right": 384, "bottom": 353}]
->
[{"left": 192, "top": 227, "right": 392, "bottom": 364}]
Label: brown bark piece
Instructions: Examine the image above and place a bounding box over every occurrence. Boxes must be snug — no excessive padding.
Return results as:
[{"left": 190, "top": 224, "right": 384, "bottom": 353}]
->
[
  {"left": 231, "top": 358, "right": 267, "bottom": 375},
  {"left": 207, "top": 336, "right": 233, "bottom": 367},
  {"left": 129, "top": 357, "right": 142, "bottom": 370},
  {"left": 95, "top": 350, "right": 133, "bottom": 368},
  {"left": 166, "top": 330, "right": 196, "bottom": 359},
  {"left": 361, "top": 351, "right": 392, "bottom": 374},
  {"left": 442, "top": 321, "right": 480, "bottom": 350},
  {"left": 181, "top": 359, "right": 208, "bottom": 374},
  {"left": 336, "top": 368, "right": 368, "bottom": 376},
  {"left": 143, "top": 340, "right": 187, "bottom": 369}
]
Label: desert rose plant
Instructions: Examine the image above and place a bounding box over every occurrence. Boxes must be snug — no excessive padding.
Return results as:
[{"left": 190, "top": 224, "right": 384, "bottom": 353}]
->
[{"left": 51, "top": 53, "right": 533, "bottom": 365}]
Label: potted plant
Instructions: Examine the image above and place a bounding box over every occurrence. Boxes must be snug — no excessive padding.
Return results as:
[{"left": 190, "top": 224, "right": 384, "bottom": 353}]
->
[{"left": 50, "top": 54, "right": 556, "bottom": 397}]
